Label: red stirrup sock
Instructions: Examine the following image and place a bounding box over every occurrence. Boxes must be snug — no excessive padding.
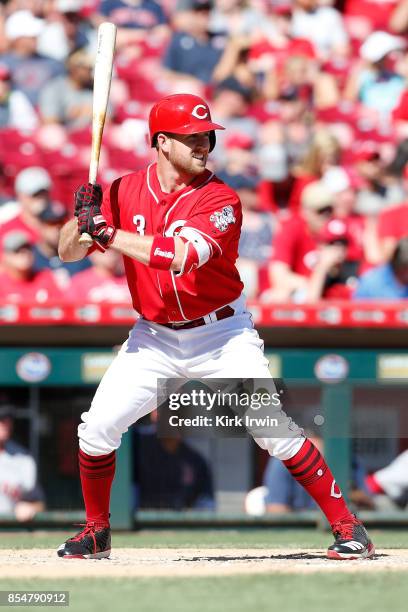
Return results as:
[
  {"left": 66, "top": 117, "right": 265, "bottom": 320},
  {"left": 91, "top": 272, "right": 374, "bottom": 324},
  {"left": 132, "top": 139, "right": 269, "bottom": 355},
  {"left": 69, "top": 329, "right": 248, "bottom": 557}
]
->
[
  {"left": 283, "top": 438, "right": 352, "bottom": 525},
  {"left": 78, "top": 449, "right": 116, "bottom": 526}
]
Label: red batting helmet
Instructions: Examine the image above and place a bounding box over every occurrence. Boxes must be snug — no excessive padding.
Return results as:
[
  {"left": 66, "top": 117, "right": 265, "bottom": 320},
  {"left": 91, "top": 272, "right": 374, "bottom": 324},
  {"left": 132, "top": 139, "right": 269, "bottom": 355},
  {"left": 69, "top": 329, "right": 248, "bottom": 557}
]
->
[{"left": 149, "top": 94, "right": 225, "bottom": 152}]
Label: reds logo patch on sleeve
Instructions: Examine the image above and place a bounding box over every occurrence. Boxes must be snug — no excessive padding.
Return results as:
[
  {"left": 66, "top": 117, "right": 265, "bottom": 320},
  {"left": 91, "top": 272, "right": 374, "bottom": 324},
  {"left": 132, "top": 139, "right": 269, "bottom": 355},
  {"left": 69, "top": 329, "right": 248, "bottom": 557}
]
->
[{"left": 210, "top": 206, "right": 236, "bottom": 232}]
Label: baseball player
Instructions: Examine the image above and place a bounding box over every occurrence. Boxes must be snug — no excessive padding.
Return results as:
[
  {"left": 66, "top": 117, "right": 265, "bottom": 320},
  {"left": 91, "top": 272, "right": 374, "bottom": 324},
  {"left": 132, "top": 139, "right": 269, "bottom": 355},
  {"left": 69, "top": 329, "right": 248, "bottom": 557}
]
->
[{"left": 57, "top": 94, "right": 374, "bottom": 560}]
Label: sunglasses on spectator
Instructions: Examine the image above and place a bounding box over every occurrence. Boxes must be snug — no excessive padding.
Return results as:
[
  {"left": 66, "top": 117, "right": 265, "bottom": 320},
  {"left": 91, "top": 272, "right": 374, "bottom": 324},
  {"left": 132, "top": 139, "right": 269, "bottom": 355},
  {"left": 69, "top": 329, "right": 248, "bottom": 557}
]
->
[
  {"left": 316, "top": 206, "right": 333, "bottom": 216},
  {"left": 31, "top": 189, "right": 49, "bottom": 198},
  {"left": 9, "top": 244, "right": 32, "bottom": 254},
  {"left": 64, "top": 12, "right": 81, "bottom": 22}
]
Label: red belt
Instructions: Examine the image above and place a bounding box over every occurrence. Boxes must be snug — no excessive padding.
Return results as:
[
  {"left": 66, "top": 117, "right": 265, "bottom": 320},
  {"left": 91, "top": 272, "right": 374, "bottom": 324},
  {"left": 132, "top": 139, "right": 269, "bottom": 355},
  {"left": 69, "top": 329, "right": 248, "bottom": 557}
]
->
[{"left": 162, "top": 305, "right": 235, "bottom": 330}]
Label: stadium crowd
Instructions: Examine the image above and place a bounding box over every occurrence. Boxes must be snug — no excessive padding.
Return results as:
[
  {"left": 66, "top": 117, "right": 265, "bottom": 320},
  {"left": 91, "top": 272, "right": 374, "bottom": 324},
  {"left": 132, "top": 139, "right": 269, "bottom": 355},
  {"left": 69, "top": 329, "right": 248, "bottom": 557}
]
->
[{"left": 2, "top": 0, "right": 408, "bottom": 304}]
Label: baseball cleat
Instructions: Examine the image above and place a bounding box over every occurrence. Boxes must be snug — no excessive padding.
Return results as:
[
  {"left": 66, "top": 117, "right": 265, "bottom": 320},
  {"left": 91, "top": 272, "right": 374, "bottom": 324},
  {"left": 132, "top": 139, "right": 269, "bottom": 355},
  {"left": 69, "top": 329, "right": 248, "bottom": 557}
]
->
[
  {"left": 327, "top": 514, "right": 375, "bottom": 560},
  {"left": 57, "top": 522, "right": 111, "bottom": 559}
]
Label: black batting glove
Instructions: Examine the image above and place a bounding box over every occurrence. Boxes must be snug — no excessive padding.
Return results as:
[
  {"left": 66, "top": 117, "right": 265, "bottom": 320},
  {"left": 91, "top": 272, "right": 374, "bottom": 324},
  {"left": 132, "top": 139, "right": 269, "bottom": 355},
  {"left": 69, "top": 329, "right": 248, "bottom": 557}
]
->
[
  {"left": 74, "top": 183, "right": 103, "bottom": 217},
  {"left": 77, "top": 204, "right": 116, "bottom": 250}
]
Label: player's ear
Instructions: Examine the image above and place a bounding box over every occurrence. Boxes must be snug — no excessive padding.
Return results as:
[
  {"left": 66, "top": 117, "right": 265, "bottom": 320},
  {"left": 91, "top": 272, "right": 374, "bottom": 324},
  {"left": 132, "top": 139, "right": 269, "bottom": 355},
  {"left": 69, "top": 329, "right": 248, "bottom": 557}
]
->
[{"left": 157, "top": 133, "right": 171, "bottom": 153}]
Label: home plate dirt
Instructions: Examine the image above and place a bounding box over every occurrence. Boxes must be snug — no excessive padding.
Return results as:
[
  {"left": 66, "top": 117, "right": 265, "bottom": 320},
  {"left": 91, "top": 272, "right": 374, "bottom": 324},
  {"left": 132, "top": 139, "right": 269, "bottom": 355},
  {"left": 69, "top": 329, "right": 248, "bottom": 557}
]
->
[{"left": 1, "top": 549, "right": 408, "bottom": 578}]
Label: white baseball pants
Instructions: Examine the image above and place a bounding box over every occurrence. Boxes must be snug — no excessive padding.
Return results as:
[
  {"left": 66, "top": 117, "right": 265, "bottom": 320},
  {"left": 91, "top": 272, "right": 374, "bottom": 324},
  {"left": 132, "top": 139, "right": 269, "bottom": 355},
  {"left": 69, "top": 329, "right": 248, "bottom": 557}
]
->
[{"left": 78, "top": 297, "right": 304, "bottom": 460}]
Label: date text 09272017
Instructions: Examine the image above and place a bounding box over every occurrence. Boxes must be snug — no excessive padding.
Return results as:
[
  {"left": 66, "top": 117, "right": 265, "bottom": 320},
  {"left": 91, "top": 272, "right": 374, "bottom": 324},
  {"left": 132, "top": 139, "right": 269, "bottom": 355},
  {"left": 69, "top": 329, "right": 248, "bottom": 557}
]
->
[{"left": 0, "top": 592, "right": 69, "bottom": 606}]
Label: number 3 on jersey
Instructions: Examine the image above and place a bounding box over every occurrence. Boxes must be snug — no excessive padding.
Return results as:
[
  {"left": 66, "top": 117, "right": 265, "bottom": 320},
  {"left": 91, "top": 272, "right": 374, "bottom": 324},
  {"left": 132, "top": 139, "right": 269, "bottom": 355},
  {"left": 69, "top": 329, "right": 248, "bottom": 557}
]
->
[{"left": 133, "top": 214, "right": 146, "bottom": 236}]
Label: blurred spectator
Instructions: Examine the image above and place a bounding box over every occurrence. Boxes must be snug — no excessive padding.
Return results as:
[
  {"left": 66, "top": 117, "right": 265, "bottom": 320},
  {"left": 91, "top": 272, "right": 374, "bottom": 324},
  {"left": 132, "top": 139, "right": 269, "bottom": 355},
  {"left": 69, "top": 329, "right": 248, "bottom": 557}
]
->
[
  {"left": 209, "top": 0, "right": 264, "bottom": 36},
  {"left": 247, "top": 5, "right": 339, "bottom": 109},
  {"left": 39, "top": 49, "right": 94, "bottom": 128},
  {"left": 0, "top": 167, "right": 52, "bottom": 244},
  {"left": 162, "top": 0, "right": 225, "bottom": 88},
  {"left": 99, "top": 0, "right": 167, "bottom": 30},
  {"left": 353, "top": 237, "right": 408, "bottom": 299},
  {"left": 32, "top": 202, "right": 91, "bottom": 281},
  {"left": 376, "top": 190, "right": 408, "bottom": 262},
  {"left": 1, "top": 10, "right": 64, "bottom": 106},
  {"left": 354, "top": 144, "right": 404, "bottom": 219},
  {"left": 98, "top": 0, "right": 169, "bottom": 50},
  {"left": 291, "top": 0, "right": 350, "bottom": 60},
  {"left": 344, "top": 31, "right": 405, "bottom": 119},
  {"left": 221, "top": 173, "right": 275, "bottom": 298},
  {"left": 38, "top": 0, "right": 93, "bottom": 61},
  {"left": 344, "top": 0, "right": 399, "bottom": 34},
  {"left": 267, "top": 182, "right": 335, "bottom": 302},
  {"left": 211, "top": 33, "right": 255, "bottom": 91},
  {"left": 267, "top": 181, "right": 360, "bottom": 302},
  {"left": 389, "top": 0, "right": 408, "bottom": 34},
  {"left": 0, "top": 62, "right": 38, "bottom": 131},
  {"left": 0, "top": 231, "right": 63, "bottom": 303},
  {"left": 133, "top": 425, "right": 214, "bottom": 510},
  {"left": 306, "top": 217, "right": 359, "bottom": 302},
  {"left": 321, "top": 165, "right": 378, "bottom": 266},
  {"left": 218, "top": 131, "right": 257, "bottom": 177},
  {"left": 70, "top": 249, "right": 130, "bottom": 303},
  {"left": 365, "top": 449, "right": 408, "bottom": 509},
  {"left": 288, "top": 129, "right": 341, "bottom": 212},
  {"left": 0, "top": 405, "right": 45, "bottom": 522},
  {"left": 248, "top": 2, "right": 314, "bottom": 83},
  {"left": 210, "top": 78, "right": 257, "bottom": 162}
]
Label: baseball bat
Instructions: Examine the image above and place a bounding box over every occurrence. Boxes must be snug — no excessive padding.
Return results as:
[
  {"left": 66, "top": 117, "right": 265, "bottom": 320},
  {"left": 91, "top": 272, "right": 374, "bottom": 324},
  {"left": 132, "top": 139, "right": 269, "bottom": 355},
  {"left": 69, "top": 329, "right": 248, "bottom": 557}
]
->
[{"left": 79, "top": 22, "right": 117, "bottom": 246}]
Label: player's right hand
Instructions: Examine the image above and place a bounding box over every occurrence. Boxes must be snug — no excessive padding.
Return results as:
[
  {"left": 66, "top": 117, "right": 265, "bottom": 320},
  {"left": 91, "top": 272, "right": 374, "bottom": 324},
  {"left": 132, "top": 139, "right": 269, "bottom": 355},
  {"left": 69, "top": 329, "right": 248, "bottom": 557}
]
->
[{"left": 74, "top": 183, "right": 102, "bottom": 217}]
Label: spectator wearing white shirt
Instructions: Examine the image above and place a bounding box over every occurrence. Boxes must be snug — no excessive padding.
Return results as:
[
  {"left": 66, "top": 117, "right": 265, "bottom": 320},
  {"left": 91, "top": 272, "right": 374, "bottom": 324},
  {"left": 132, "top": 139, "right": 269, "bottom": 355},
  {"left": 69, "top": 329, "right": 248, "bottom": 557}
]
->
[
  {"left": 0, "top": 63, "right": 38, "bottom": 132},
  {"left": 291, "top": 0, "right": 350, "bottom": 60}
]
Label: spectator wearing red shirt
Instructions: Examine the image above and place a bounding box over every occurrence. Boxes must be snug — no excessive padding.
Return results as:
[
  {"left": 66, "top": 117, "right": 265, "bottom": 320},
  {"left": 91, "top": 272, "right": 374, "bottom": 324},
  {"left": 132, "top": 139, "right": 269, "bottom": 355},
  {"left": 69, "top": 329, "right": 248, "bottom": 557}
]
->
[
  {"left": 306, "top": 218, "right": 359, "bottom": 302},
  {"left": 247, "top": 4, "right": 316, "bottom": 78},
  {"left": 288, "top": 129, "right": 342, "bottom": 212},
  {"left": 70, "top": 249, "right": 130, "bottom": 304},
  {"left": 344, "top": 0, "right": 399, "bottom": 33},
  {"left": 377, "top": 198, "right": 408, "bottom": 262},
  {"left": 321, "top": 166, "right": 380, "bottom": 267},
  {"left": 0, "top": 231, "right": 64, "bottom": 304},
  {"left": 0, "top": 167, "right": 52, "bottom": 247},
  {"left": 247, "top": 5, "right": 339, "bottom": 111},
  {"left": 267, "top": 181, "right": 335, "bottom": 302}
]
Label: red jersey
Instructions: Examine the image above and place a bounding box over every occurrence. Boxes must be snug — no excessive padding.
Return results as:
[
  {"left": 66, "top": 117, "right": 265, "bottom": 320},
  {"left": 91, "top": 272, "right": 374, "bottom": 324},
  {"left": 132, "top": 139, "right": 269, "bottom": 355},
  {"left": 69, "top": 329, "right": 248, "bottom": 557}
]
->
[
  {"left": 99, "top": 164, "right": 243, "bottom": 323},
  {"left": 343, "top": 215, "right": 365, "bottom": 262},
  {"left": 0, "top": 269, "right": 63, "bottom": 304},
  {"left": 287, "top": 175, "right": 318, "bottom": 212},
  {"left": 344, "top": 0, "right": 397, "bottom": 31},
  {"left": 70, "top": 268, "right": 131, "bottom": 304},
  {"left": 378, "top": 203, "right": 408, "bottom": 240},
  {"left": 248, "top": 38, "right": 316, "bottom": 73},
  {"left": 272, "top": 214, "right": 318, "bottom": 276}
]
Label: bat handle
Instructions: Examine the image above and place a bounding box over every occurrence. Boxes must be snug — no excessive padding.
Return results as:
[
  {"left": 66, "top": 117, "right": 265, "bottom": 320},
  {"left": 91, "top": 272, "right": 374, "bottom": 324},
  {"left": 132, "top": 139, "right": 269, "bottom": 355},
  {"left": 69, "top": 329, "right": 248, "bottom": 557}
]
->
[{"left": 78, "top": 171, "right": 98, "bottom": 246}]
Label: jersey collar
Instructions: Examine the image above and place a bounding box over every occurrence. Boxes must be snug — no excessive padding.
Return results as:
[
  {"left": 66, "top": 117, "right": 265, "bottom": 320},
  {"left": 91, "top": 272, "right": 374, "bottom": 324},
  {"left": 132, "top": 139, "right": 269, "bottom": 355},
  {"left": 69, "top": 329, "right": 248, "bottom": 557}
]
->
[{"left": 147, "top": 163, "right": 212, "bottom": 205}]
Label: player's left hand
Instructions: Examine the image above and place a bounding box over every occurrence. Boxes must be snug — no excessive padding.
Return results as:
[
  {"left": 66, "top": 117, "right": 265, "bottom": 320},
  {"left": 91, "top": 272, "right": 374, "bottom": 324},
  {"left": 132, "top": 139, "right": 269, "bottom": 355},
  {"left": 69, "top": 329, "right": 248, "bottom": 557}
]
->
[{"left": 77, "top": 204, "right": 116, "bottom": 249}]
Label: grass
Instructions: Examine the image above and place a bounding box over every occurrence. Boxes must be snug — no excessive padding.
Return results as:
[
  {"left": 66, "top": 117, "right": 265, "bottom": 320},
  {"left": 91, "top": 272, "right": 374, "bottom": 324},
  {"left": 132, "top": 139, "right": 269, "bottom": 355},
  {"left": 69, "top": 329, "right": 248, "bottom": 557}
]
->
[
  {"left": 1, "top": 529, "right": 407, "bottom": 612},
  {"left": 0, "top": 527, "right": 407, "bottom": 550},
  {"left": 0, "top": 574, "right": 406, "bottom": 612}
]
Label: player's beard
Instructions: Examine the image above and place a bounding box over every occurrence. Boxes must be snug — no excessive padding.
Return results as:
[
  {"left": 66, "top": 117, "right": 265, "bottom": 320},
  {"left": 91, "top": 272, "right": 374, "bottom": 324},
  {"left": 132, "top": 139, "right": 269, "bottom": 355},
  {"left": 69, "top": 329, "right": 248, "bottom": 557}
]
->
[{"left": 169, "top": 148, "right": 207, "bottom": 178}]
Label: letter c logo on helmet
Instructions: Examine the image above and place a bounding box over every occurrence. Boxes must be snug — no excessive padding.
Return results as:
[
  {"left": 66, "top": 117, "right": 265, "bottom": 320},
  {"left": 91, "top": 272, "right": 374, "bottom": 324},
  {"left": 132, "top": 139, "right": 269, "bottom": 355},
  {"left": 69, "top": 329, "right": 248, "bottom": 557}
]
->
[{"left": 191, "top": 104, "right": 209, "bottom": 120}]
